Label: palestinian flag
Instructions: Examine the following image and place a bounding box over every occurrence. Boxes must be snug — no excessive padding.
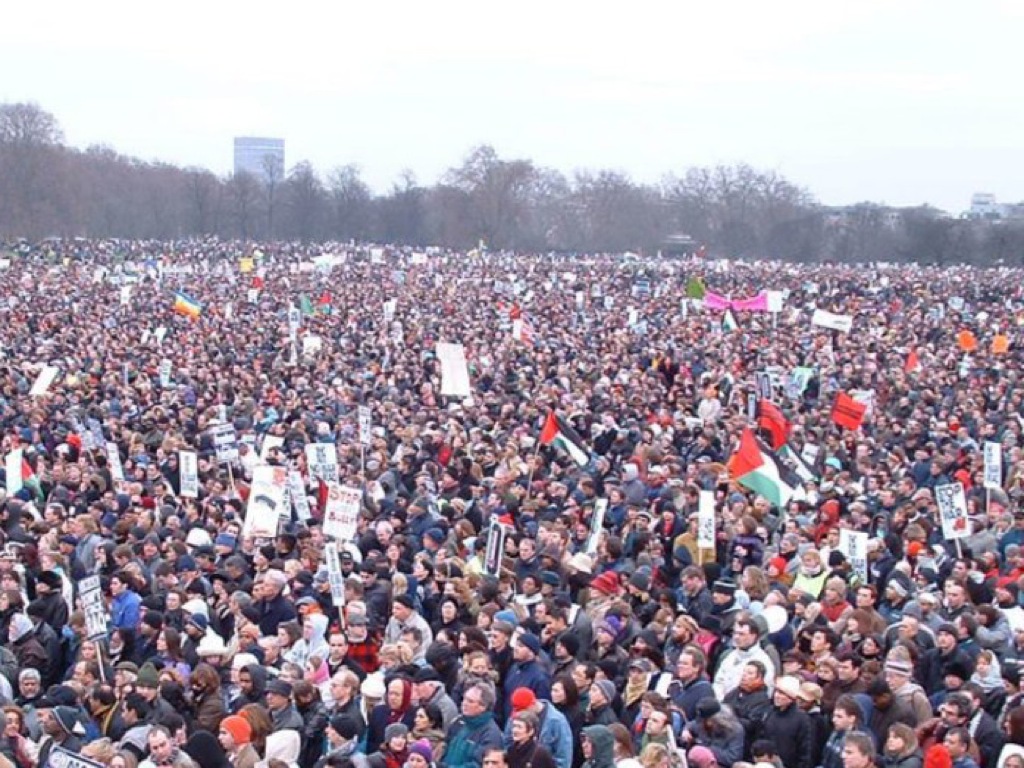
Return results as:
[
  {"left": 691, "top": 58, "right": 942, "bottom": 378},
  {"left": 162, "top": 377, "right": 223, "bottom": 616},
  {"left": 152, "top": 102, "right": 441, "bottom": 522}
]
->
[
  {"left": 756, "top": 399, "right": 791, "bottom": 450},
  {"left": 300, "top": 294, "right": 314, "bottom": 317},
  {"left": 540, "top": 412, "right": 590, "bottom": 467},
  {"left": 727, "top": 428, "right": 799, "bottom": 508}
]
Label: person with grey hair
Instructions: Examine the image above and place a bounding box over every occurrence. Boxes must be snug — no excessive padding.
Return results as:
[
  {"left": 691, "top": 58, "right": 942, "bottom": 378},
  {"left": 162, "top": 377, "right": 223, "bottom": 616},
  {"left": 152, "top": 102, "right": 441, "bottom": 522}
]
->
[
  {"left": 256, "top": 569, "right": 296, "bottom": 636},
  {"left": 445, "top": 683, "right": 504, "bottom": 768}
]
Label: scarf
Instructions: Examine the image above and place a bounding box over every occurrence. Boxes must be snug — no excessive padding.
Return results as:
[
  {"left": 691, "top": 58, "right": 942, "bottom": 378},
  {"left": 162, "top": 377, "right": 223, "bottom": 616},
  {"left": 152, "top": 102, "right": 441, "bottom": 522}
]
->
[{"left": 624, "top": 676, "right": 650, "bottom": 707}]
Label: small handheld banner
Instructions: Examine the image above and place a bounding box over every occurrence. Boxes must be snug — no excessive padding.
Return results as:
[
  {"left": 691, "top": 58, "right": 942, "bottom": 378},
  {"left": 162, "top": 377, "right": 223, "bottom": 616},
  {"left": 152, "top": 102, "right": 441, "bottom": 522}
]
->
[
  {"left": 179, "top": 451, "right": 199, "bottom": 498},
  {"left": 984, "top": 442, "right": 1003, "bottom": 490},
  {"left": 936, "top": 482, "right": 970, "bottom": 540},
  {"left": 79, "top": 576, "right": 108, "bottom": 641}
]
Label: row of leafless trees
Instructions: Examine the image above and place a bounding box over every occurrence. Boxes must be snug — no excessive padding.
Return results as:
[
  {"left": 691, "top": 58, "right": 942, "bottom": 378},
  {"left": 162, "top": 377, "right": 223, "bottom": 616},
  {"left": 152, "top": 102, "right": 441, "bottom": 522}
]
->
[{"left": 2, "top": 102, "right": 1023, "bottom": 264}]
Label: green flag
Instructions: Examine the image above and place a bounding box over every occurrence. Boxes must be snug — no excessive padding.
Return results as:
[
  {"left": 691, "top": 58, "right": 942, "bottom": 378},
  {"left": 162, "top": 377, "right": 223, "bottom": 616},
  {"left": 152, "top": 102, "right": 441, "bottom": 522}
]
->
[
  {"left": 686, "top": 277, "right": 706, "bottom": 300},
  {"left": 300, "top": 294, "right": 314, "bottom": 317}
]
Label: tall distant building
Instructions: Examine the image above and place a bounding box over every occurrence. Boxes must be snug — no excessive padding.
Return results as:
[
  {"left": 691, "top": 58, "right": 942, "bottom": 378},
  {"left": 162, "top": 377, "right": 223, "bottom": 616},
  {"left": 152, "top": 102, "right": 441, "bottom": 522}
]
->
[{"left": 233, "top": 137, "right": 285, "bottom": 183}]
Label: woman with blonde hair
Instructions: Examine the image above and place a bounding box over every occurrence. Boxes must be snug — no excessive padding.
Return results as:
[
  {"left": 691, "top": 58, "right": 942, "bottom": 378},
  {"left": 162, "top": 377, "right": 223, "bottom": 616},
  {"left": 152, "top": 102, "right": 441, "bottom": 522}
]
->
[{"left": 81, "top": 738, "right": 117, "bottom": 765}]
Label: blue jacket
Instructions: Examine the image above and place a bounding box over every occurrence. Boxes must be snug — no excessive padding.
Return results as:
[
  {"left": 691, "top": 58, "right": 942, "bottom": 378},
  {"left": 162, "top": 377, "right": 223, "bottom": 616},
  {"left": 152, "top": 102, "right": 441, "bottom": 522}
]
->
[
  {"left": 112, "top": 590, "right": 141, "bottom": 630},
  {"left": 503, "top": 701, "right": 573, "bottom": 768},
  {"left": 503, "top": 660, "right": 551, "bottom": 724}
]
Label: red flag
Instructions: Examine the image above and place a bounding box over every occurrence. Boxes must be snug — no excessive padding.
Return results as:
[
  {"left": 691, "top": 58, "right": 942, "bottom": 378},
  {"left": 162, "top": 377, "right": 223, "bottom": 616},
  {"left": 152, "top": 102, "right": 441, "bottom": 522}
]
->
[
  {"left": 905, "top": 350, "right": 920, "bottom": 373},
  {"left": 832, "top": 392, "right": 867, "bottom": 431},
  {"left": 756, "top": 400, "right": 791, "bottom": 450},
  {"left": 252, "top": 275, "right": 264, "bottom": 290}
]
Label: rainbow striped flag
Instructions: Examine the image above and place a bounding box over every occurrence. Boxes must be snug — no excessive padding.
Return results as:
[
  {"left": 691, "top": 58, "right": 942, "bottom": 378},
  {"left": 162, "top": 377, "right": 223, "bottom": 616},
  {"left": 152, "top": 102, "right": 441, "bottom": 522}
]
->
[{"left": 173, "top": 292, "right": 202, "bottom": 318}]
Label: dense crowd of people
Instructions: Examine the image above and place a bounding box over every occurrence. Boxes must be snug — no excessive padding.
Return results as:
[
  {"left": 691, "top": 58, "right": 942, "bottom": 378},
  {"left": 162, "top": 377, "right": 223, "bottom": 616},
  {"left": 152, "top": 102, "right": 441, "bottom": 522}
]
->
[{"left": 0, "top": 238, "right": 1022, "bottom": 768}]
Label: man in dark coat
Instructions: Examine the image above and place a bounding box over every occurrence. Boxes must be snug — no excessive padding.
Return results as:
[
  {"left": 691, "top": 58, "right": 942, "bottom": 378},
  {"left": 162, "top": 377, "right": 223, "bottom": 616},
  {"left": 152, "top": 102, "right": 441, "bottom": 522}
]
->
[
  {"left": 756, "top": 676, "right": 813, "bottom": 768},
  {"left": 28, "top": 572, "right": 68, "bottom": 633}
]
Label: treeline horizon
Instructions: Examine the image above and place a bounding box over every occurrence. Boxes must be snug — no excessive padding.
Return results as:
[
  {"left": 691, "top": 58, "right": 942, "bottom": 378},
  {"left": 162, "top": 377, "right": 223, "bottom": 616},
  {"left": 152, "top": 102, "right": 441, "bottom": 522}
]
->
[{"left": 2, "top": 101, "right": 1023, "bottom": 265}]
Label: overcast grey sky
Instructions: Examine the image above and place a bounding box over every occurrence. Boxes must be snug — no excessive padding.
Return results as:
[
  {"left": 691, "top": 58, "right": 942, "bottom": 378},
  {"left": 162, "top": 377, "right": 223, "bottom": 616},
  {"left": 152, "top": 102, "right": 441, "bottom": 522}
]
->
[{"left": 3, "top": 1, "right": 1020, "bottom": 213}]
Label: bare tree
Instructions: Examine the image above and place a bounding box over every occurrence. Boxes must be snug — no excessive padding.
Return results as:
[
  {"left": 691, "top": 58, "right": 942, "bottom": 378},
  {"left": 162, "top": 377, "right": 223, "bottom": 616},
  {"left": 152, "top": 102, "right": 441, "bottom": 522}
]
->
[
  {"left": 327, "top": 164, "right": 372, "bottom": 241},
  {"left": 227, "top": 171, "right": 262, "bottom": 239}
]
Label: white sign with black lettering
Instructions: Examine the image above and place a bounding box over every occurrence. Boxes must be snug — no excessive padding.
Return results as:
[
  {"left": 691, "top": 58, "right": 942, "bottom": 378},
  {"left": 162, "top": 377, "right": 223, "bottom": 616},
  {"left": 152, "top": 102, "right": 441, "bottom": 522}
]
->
[
  {"left": 79, "top": 575, "right": 108, "bottom": 640},
  {"left": 936, "top": 482, "right": 970, "bottom": 540},
  {"left": 158, "top": 359, "right": 172, "bottom": 388},
  {"left": 245, "top": 465, "right": 288, "bottom": 538},
  {"left": 305, "top": 443, "right": 339, "bottom": 484},
  {"left": 288, "top": 471, "right": 311, "bottom": 522},
  {"left": 358, "top": 406, "right": 372, "bottom": 448},
  {"left": 586, "top": 498, "right": 609, "bottom": 555},
  {"left": 179, "top": 451, "right": 199, "bottom": 498},
  {"left": 838, "top": 528, "right": 869, "bottom": 583},
  {"left": 984, "top": 441, "right": 1003, "bottom": 490},
  {"left": 106, "top": 442, "right": 124, "bottom": 483},
  {"left": 324, "top": 542, "right": 346, "bottom": 605},
  {"left": 210, "top": 423, "right": 239, "bottom": 463}
]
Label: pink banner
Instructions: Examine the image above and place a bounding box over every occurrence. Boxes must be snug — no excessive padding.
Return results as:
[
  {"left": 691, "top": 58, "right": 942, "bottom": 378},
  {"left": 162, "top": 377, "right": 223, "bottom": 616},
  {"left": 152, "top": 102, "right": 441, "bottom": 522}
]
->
[
  {"left": 730, "top": 292, "right": 769, "bottom": 312},
  {"left": 703, "top": 291, "right": 731, "bottom": 310}
]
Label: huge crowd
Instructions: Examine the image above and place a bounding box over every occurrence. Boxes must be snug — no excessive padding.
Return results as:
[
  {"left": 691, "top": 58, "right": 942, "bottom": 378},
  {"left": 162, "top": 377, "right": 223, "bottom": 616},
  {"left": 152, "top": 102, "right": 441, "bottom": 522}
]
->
[{"left": 0, "top": 238, "right": 1021, "bottom": 768}]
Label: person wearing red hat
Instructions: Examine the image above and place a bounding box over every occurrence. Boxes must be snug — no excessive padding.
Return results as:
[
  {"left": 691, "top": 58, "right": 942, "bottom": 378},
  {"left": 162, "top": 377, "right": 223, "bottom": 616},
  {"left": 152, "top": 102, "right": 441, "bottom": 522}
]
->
[{"left": 218, "top": 714, "right": 258, "bottom": 768}]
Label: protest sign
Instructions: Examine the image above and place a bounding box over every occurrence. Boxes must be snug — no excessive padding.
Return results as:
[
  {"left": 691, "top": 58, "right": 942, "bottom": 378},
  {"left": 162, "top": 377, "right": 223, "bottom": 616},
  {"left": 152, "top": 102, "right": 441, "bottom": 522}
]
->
[
  {"left": 838, "top": 528, "right": 869, "bottom": 583},
  {"left": 324, "top": 542, "right": 346, "bottom": 605},
  {"left": 158, "top": 359, "right": 172, "bottom": 388},
  {"left": 49, "top": 744, "right": 107, "bottom": 768},
  {"left": 106, "top": 442, "right": 124, "bottom": 484},
  {"left": 210, "top": 423, "right": 238, "bottom": 462},
  {"left": 244, "top": 465, "right": 287, "bottom": 538},
  {"left": 936, "top": 482, "right": 970, "bottom": 540},
  {"left": 323, "top": 483, "right": 361, "bottom": 542},
  {"left": 437, "top": 342, "right": 472, "bottom": 397},
  {"left": 358, "top": 405, "right": 372, "bottom": 448},
  {"left": 5, "top": 449, "right": 22, "bottom": 496},
  {"left": 984, "top": 441, "right": 1003, "bottom": 490},
  {"left": 586, "top": 498, "right": 609, "bottom": 555},
  {"left": 79, "top": 575, "right": 108, "bottom": 640},
  {"left": 260, "top": 435, "right": 284, "bottom": 461},
  {"left": 29, "top": 365, "right": 59, "bottom": 396},
  {"left": 811, "top": 309, "right": 854, "bottom": 333},
  {"left": 179, "top": 451, "right": 199, "bottom": 498},
  {"left": 305, "top": 443, "right": 339, "bottom": 484},
  {"left": 288, "top": 471, "right": 311, "bottom": 521},
  {"left": 697, "top": 491, "right": 716, "bottom": 550},
  {"left": 485, "top": 517, "right": 510, "bottom": 575}
]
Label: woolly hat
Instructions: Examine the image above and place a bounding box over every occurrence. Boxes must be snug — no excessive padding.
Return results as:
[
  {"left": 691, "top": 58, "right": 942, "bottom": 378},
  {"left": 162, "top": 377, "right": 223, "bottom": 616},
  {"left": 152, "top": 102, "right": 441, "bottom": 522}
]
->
[
  {"left": 329, "top": 715, "right": 360, "bottom": 740},
  {"left": 384, "top": 723, "right": 409, "bottom": 742},
  {"left": 589, "top": 571, "right": 620, "bottom": 596},
  {"left": 593, "top": 679, "right": 616, "bottom": 704},
  {"left": 885, "top": 656, "right": 913, "bottom": 677},
  {"left": 597, "top": 615, "right": 622, "bottom": 639},
  {"left": 518, "top": 633, "right": 541, "bottom": 656},
  {"left": 53, "top": 706, "right": 85, "bottom": 736},
  {"left": 696, "top": 697, "right": 720, "bottom": 718},
  {"left": 137, "top": 662, "right": 160, "bottom": 688},
  {"left": 221, "top": 715, "right": 252, "bottom": 745},
  {"left": 556, "top": 633, "right": 581, "bottom": 658},
  {"left": 923, "top": 745, "right": 953, "bottom": 768},
  {"left": 511, "top": 688, "right": 537, "bottom": 712},
  {"left": 409, "top": 739, "right": 434, "bottom": 764}
]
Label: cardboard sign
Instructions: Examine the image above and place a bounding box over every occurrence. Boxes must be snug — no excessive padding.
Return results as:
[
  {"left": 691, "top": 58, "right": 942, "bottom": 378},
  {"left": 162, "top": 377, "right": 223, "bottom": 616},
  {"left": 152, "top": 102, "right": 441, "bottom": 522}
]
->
[
  {"left": 586, "top": 498, "right": 609, "bottom": 555},
  {"left": 485, "top": 517, "right": 510, "bottom": 575},
  {"left": 210, "top": 423, "right": 238, "bottom": 463},
  {"left": 437, "top": 342, "right": 471, "bottom": 398},
  {"left": 106, "top": 443, "right": 124, "bottom": 483},
  {"left": 288, "top": 471, "right": 311, "bottom": 522},
  {"left": 29, "top": 365, "right": 59, "bottom": 396},
  {"left": 811, "top": 309, "right": 853, "bottom": 333},
  {"left": 697, "top": 491, "right": 716, "bottom": 549},
  {"left": 324, "top": 542, "right": 346, "bottom": 605},
  {"left": 838, "top": 529, "right": 869, "bottom": 583},
  {"left": 358, "top": 406, "right": 372, "bottom": 448},
  {"left": 5, "top": 450, "right": 22, "bottom": 496}
]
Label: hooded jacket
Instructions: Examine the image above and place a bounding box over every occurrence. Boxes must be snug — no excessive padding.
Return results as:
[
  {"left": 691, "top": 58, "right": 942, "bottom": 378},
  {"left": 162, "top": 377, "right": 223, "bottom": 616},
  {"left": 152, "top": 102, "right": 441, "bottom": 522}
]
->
[
  {"left": 231, "top": 664, "right": 268, "bottom": 712},
  {"left": 581, "top": 726, "right": 615, "bottom": 768}
]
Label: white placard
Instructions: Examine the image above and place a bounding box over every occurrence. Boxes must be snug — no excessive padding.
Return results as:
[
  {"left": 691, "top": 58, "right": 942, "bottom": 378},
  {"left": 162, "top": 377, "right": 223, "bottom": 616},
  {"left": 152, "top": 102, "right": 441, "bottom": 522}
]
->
[
  {"left": 305, "top": 443, "right": 339, "bottom": 484},
  {"left": 437, "top": 342, "right": 472, "bottom": 398},
  {"left": 29, "top": 365, "right": 59, "bottom": 396},
  {"left": 586, "top": 498, "right": 609, "bottom": 555},
  {"left": 224, "top": 302, "right": 234, "bottom": 320},
  {"left": 106, "top": 442, "right": 124, "bottom": 483},
  {"left": 358, "top": 406, "right": 372, "bottom": 448},
  {"left": 811, "top": 309, "right": 854, "bottom": 333},
  {"left": 120, "top": 286, "right": 131, "bottom": 306},
  {"left": 485, "top": 518, "right": 510, "bottom": 576},
  {"left": 158, "top": 359, "right": 172, "bottom": 388},
  {"left": 302, "top": 335, "right": 322, "bottom": 356},
  {"left": 288, "top": 471, "right": 311, "bottom": 521},
  {"left": 210, "top": 423, "right": 238, "bottom": 463},
  {"left": 698, "top": 490, "right": 716, "bottom": 549},
  {"left": 179, "top": 451, "right": 199, "bottom": 498},
  {"left": 984, "top": 441, "right": 1003, "bottom": 490},
  {"left": 323, "top": 483, "right": 362, "bottom": 542},
  {"left": 5, "top": 450, "right": 22, "bottom": 496},
  {"left": 260, "top": 435, "right": 284, "bottom": 461},
  {"left": 383, "top": 299, "right": 397, "bottom": 323},
  {"left": 79, "top": 575, "right": 108, "bottom": 640},
  {"left": 324, "top": 542, "right": 346, "bottom": 604},
  {"left": 936, "top": 482, "right": 970, "bottom": 540},
  {"left": 245, "top": 465, "right": 288, "bottom": 538},
  {"left": 154, "top": 327, "right": 167, "bottom": 345},
  {"left": 766, "top": 291, "right": 785, "bottom": 313},
  {"left": 838, "top": 528, "right": 869, "bottom": 583}
]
